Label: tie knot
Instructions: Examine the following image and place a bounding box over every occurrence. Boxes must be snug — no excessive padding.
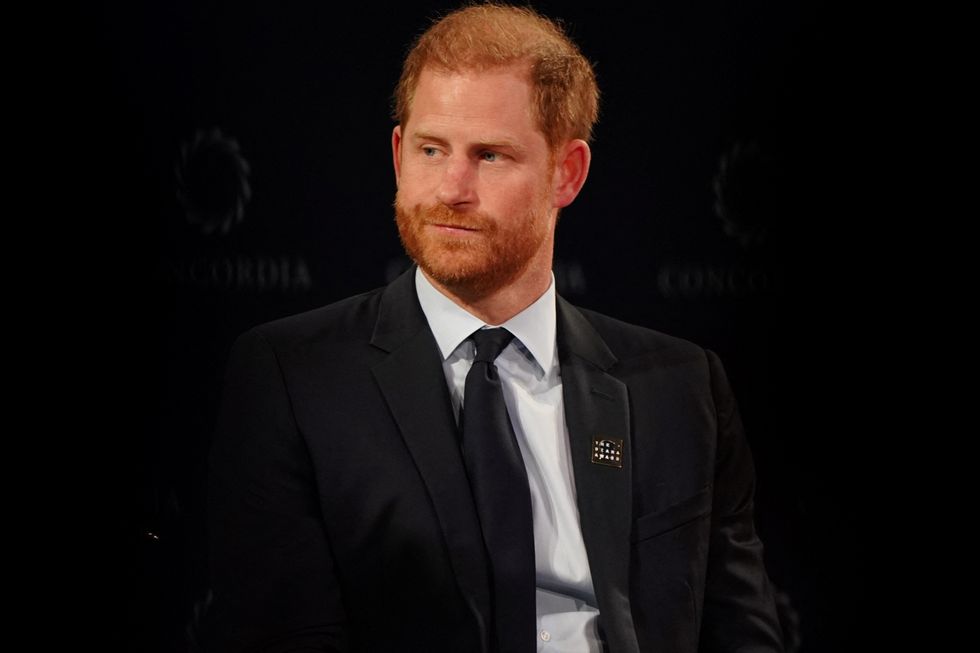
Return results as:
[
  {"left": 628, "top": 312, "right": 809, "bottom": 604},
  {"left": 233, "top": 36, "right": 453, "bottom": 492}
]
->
[{"left": 470, "top": 328, "right": 514, "bottom": 364}]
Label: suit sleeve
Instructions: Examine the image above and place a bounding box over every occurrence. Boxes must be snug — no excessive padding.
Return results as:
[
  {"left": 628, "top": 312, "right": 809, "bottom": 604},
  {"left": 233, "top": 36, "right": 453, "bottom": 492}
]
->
[
  {"left": 205, "top": 328, "right": 349, "bottom": 652},
  {"left": 699, "top": 349, "right": 784, "bottom": 653}
]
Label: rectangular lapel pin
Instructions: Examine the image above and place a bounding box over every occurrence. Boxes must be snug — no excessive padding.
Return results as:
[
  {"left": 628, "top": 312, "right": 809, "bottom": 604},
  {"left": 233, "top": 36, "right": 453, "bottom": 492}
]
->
[{"left": 591, "top": 437, "right": 624, "bottom": 468}]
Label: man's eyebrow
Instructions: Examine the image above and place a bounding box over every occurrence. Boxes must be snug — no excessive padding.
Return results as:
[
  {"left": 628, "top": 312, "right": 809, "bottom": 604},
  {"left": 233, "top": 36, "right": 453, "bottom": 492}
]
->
[
  {"left": 474, "top": 139, "right": 526, "bottom": 154},
  {"left": 410, "top": 131, "right": 526, "bottom": 153},
  {"left": 410, "top": 131, "right": 450, "bottom": 145}
]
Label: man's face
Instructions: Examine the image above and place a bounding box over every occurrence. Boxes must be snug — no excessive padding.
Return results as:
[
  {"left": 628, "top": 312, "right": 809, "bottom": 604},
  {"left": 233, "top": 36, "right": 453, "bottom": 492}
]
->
[{"left": 392, "top": 65, "right": 558, "bottom": 297}]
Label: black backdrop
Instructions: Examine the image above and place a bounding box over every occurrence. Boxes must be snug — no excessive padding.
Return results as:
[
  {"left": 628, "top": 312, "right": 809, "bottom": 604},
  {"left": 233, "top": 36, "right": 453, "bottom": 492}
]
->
[{"left": 90, "top": 1, "right": 874, "bottom": 650}]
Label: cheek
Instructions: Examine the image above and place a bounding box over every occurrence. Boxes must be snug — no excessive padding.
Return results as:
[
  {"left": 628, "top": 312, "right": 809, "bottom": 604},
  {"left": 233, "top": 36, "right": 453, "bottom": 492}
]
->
[
  {"left": 396, "top": 180, "right": 427, "bottom": 206},
  {"left": 497, "top": 178, "right": 546, "bottom": 209},
  {"left": 399, "top": 165, "right": 423, "bottom": 184},
  {"left": 399, "top": 162, "right": 438, "bottom": 189}
]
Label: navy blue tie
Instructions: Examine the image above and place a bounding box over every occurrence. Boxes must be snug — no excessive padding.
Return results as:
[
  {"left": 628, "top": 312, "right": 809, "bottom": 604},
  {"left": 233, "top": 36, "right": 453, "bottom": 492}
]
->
[{"left": 461, "top": 328, "right": 535, "bottom": 653}]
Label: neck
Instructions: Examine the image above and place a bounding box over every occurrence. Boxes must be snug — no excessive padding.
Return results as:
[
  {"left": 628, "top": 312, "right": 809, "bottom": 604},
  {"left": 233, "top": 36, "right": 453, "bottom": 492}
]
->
[{"left": 421, "top": 259, "right": 553, "bottom": 325}]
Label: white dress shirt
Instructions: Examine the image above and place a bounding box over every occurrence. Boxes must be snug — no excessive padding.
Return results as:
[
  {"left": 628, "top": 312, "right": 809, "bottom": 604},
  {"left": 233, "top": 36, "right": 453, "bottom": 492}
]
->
[{"left": 415, "top": 268, "right": 604, "bottom": 652}]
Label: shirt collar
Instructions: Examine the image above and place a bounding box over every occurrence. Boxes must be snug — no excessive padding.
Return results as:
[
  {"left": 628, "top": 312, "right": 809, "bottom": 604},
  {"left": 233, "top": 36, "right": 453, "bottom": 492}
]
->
[{"left": 414, "top": 267, "right": 557, "bottom": 373}]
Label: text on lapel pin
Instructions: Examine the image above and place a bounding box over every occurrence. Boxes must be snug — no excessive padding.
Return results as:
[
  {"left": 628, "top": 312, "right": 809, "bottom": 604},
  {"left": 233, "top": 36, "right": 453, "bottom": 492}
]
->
[{"left": 591, "top": 437, "right": 624, "bottom": 468}]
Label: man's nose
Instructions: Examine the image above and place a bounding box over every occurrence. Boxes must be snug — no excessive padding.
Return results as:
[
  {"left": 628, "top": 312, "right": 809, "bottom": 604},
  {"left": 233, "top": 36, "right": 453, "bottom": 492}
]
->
[{"left": 436, "top": 155, "right": 477, "bottom": 207}]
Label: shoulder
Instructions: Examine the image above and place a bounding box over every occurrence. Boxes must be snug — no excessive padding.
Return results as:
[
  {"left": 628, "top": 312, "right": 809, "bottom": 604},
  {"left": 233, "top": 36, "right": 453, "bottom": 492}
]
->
[
  {"left": 563, "top": 302, "right": 737, "bottom": 428},
  {"left": 566, "top": 301, "right": 709, "bottom": 368},
  {"left": 238, "top": 285, "right": 387, "bottom": 358}
]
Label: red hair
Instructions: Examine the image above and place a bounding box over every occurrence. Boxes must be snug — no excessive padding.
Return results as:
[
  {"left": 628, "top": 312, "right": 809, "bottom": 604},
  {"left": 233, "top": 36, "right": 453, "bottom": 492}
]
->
[{"left": 394, "top": 3, "right": 599, "bottom": 151}]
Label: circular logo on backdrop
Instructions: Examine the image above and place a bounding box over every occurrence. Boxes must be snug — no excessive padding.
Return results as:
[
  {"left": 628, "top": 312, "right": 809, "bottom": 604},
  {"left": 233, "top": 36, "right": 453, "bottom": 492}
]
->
[
  {"left": 656, "top": 139, "right": 784, "bottom": 299},
  {"left": 712, "top": 139, "right": 778, "bottom": 249},
  {"left": 175, "top": 128, "right": 251, "bottom": 236},
  {"left": 166, "top": 127, "right": 313, "bottom": 293}
]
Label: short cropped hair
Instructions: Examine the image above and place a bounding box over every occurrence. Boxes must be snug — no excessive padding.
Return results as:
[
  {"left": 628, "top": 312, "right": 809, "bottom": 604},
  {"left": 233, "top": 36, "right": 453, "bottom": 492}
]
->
[{"left": 393, "top": 3, "right": 599, "bottom": 151}]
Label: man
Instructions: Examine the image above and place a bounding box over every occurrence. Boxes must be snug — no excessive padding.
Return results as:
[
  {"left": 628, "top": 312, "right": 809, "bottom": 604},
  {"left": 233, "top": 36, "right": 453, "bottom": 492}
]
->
[{"left": 206, "top": 4, "right": 784, "bottom": 652}]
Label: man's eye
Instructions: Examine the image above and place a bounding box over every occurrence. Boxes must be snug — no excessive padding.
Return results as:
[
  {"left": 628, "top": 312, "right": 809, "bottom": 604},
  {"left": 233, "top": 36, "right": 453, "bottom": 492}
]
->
[
  {"left": 422, "top": 147, "right": 438, "bottom": 157},
  {"left": 480, "top": 151, "right": 499, "bottom": 162}
]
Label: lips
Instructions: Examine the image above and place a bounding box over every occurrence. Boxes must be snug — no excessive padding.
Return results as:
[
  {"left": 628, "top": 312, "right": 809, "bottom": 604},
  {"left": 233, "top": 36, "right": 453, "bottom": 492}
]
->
[
  {"left": 428, "top": 222, "right": 480, "bottom": 232},
  {"left": 398, "top": 198, "right": 495, "bottom": 234}
]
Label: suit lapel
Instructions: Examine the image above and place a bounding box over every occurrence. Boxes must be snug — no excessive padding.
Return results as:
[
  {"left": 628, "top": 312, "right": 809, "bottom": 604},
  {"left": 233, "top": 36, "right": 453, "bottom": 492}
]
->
[
  {"left": 557, "top": 297, "right": 640, "bottom": 653},
  {"left": 369, "top": 273, "right": 637, "bottom": 651},
  {"left": 370, "top": 269, "right": 492, "bottom": 648}
]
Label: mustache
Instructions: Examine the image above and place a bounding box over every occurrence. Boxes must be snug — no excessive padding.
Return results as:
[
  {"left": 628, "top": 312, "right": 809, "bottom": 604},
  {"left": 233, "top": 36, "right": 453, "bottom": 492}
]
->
[{"left": 395, "top": 199, "right": 495, "bottom": 232}]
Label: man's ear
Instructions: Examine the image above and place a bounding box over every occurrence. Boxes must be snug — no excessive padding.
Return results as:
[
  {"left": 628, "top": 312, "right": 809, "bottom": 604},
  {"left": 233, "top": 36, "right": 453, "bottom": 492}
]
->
[
  {"left": 392, "top": 125, "right": 403, "bottom": 187},
  {"left": 552, "top": 139, "right": 592, "bottom": 209}
]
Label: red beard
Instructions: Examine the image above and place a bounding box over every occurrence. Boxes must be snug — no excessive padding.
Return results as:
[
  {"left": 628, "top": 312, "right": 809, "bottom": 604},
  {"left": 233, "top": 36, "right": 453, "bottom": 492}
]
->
[{"left": 395, "top": 196, "right": 550, "bottom": 298}]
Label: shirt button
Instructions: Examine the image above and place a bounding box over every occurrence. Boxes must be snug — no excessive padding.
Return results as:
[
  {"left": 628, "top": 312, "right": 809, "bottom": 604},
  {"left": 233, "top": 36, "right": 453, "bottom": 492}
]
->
[{"left": 539, "top": 630, "right": 551, "bottom": 642}]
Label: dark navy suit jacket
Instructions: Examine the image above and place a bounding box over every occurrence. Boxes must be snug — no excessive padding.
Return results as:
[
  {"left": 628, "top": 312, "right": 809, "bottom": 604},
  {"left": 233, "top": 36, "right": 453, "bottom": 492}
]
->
[{"left": 206, "top": 267, "right": 784, "bottom": 652}]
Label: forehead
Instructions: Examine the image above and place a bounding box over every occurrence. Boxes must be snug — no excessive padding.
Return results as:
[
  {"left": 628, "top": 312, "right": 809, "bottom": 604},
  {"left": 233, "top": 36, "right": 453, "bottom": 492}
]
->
[{"left": 406, "top": 65, "right": 544, "bottom": 143}]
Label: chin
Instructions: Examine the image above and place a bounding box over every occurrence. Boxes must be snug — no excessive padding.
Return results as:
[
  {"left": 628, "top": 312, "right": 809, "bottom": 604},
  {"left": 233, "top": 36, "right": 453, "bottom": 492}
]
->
[
  {"left": 395, "top": 201, "right": 547, "bottom": 298},
  {"left": 418, "top": 252, "right": 518, "bottom": 297}
]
